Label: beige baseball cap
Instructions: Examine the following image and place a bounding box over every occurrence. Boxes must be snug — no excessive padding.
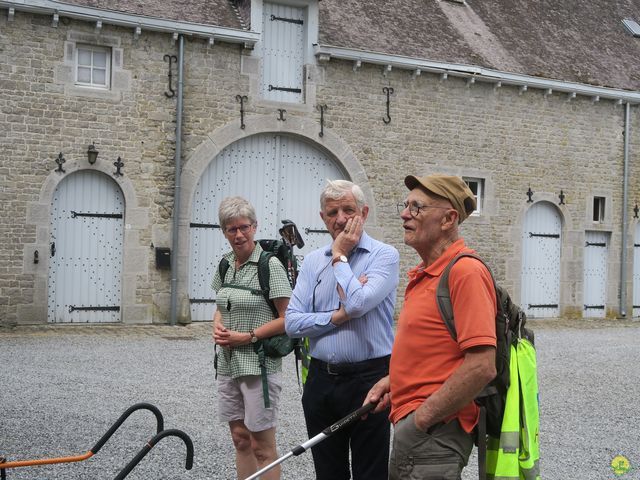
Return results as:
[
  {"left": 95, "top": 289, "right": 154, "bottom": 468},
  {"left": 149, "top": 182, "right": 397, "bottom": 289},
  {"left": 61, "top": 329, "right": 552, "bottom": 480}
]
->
[{"left": 404, "top": 174, "right": 476, "bottom": 224}]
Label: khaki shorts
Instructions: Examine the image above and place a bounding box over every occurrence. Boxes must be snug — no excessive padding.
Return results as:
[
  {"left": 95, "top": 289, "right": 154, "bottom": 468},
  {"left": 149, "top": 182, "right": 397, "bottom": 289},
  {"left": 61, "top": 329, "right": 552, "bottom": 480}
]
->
[{"left": 217, "top": 374, "right": 282, "bottom": 432}]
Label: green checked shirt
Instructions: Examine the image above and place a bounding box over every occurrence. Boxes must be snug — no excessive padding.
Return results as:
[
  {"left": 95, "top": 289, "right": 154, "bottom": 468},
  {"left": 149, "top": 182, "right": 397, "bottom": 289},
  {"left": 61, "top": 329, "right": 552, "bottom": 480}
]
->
[{"left": 212, "top": 243, "right": 292, "bottom": 378}]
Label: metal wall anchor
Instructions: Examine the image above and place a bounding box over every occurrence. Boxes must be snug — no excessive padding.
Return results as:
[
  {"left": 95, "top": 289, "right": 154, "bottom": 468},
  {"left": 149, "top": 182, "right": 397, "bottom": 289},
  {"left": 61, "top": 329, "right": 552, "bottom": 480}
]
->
[
  {"left": 526, "top": 187, "right": 534, "bottom": 202},
  {"left": 277, "top": 109, "right": 287, "bottom": 121},
  {"left": 114, "top": 157, "right": 124, "bottom": 177},
  {"left": 382, "top": 87, "right": 394, "bottom": 124},
  {"left": 317, "top": 104, "right": 327, "bottom": 137},
  {"left": 236, "top": 95, "right": 248, "bottom": 129},
  {"left": 163, "top": 54, "right": 177, "bottom": 98},
  {"left": 55, "top": 152, "right": 66, "bottom": 173}
]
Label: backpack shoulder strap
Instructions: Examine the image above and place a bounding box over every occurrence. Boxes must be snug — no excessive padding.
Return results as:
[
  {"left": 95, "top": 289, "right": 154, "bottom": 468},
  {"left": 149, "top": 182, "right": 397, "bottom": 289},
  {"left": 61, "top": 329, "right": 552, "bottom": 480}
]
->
[
  {"left": 219, "top": 255, "right": 264, "bottom": 295},
  {"left": 257, "top": 250, "right": 279, "bottom": 318},
  {"left": 218, "top": 257, "right": 230, "bottom": 283},
  {"left": 436, "top": 252, "right": 491, "bottom": 342}
]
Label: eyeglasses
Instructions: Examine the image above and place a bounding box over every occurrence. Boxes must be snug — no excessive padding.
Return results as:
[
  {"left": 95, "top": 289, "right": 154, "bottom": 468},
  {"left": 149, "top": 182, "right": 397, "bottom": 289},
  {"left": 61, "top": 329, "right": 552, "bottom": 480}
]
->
[
  {"left": 396, "top": 201, "right": 450, "bottom": 218},
  {"left": 224, "top": 224, "right": 254, "bottom": 235}
]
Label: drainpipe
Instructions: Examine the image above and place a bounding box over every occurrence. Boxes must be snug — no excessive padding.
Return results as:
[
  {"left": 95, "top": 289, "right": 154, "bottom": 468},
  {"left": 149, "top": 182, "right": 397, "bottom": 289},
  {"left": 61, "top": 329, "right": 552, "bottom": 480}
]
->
[
  {"left": 620, "top": 102, "right": 630, "bottom": 318},
  {"left": 169, "top": 34, "right": 185, "bottom": 326}
]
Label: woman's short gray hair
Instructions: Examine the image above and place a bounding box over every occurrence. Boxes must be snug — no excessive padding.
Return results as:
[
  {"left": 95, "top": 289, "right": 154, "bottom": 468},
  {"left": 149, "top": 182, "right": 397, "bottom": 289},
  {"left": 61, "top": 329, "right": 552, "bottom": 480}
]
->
[
  {"left": 218, "top": 196, "right": 257, "bottom": 229},
  {"left": 320, "top": 180, "right": 366, "bottom": 210}
]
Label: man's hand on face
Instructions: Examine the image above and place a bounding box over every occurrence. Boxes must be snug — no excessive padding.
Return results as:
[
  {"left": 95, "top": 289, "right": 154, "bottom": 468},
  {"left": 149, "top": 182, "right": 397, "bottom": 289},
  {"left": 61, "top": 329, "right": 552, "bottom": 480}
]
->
[{"left": 332, "top": 215, "right": 364, "bottom": 257}]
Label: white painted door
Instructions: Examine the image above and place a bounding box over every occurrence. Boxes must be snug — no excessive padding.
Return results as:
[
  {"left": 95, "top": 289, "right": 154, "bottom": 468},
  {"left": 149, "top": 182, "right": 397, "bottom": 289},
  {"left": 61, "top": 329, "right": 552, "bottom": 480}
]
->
[
  {"left": 47, "top": 171, "right": 124, "bottom": 323},
  {"left": 520, "top": 201, "right": 562, "bottom": 318},
  {"left": 583, "top": 231, "right": 609, "bottom": 318},
  {"left": 262, "top": 2, "right": 304, "bottom": 103},
  {"left": 633, "top": 223, "right": 640, "bottom": 317},
  {"left": 189, "top": 134, "right": 347, "bottom": 321}
]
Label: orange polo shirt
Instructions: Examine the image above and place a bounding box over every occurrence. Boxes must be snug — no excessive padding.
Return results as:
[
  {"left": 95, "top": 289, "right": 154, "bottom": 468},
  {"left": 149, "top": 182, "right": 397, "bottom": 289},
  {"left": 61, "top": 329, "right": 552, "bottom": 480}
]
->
[{"left": 389, "top": 239, "right": 497, "bottom": 433}]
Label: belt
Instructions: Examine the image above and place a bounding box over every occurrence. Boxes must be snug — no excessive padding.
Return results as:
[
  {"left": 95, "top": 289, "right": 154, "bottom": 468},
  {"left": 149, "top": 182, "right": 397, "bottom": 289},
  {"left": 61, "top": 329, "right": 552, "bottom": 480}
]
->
[{"left": 311, "top": 355, "right": 390, "bottom": 376}]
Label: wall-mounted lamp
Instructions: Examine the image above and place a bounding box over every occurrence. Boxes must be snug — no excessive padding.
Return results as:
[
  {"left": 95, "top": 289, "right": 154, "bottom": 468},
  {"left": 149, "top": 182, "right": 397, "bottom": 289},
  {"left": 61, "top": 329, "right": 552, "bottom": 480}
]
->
[{"left": 87, "top": 143, "right": 99, "bottom": 165}]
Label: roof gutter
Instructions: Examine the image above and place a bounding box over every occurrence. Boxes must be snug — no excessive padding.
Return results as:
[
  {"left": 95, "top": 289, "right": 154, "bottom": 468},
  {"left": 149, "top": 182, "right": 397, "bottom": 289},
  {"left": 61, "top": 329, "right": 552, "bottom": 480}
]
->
[
  {"left": 0, "top": 0, "right": 259, "bottom": 46},
  {"left": 315, "top": 44, "right": 640, "bottom": 104}
]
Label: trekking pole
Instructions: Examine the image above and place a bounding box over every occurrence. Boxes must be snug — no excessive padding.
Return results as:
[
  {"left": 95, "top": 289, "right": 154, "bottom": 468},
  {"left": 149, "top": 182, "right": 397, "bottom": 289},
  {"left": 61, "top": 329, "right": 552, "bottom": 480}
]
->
[
  {"left": 278, "top": 219, "right": 306, "bottom": 384},
  {"left": 0, "top": 403, "right": 164, "bottom": 476},
  {"left": 246, "top": 402, "right": 376, "bottom": 480},
  {"left": 279, "top": 219, "right": 304, "bottom": 288}
]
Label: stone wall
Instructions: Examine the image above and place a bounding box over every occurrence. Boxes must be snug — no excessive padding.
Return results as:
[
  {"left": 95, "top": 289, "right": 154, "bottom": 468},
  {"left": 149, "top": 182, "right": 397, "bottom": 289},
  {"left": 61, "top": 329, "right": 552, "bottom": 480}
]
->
[{"left": 1, "top": 10, "right": 638, "bottom": 324}]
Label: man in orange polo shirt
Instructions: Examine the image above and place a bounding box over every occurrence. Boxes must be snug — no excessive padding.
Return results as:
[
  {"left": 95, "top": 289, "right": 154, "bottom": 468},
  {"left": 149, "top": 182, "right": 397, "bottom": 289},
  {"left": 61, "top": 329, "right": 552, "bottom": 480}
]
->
[{"left": 365, "top": 174, "right": 497, "bottom": 479}]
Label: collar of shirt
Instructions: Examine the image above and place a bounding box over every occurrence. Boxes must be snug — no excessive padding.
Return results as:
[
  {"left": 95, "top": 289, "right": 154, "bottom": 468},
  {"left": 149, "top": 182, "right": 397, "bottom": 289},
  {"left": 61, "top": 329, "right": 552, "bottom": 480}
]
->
[{"left": 407, "top": 238, "right": 472, "bottom": 284}]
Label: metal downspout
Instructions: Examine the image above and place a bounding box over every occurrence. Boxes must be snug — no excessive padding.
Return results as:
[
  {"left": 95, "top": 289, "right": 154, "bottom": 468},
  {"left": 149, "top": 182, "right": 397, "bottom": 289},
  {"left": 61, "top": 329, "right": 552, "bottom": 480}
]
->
[
  {"left": 620, "top": 102, "right": 631, "bottom": 318},
  {"left": 170, "top": 35, "right": 185, "bottom": 326}
]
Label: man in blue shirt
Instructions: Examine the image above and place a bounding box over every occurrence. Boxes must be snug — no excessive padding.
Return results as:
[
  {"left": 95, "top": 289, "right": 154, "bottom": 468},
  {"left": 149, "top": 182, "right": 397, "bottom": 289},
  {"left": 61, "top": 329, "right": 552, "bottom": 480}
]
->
[{"left": 286, "top": 180, "right": 399, "bottom": 480}]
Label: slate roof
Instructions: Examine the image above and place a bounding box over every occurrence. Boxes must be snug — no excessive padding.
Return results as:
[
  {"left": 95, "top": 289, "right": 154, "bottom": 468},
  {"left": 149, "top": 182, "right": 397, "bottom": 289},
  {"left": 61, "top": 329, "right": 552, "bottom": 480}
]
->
[
  {"left": 46, "top": 0, "right": 640, "bottom": 91},
  {"left": 57, "top": 0, "right": 243, "bottom": 29},
  {"left": 318, "top": 0, "right": 640, "bottom": 91}
]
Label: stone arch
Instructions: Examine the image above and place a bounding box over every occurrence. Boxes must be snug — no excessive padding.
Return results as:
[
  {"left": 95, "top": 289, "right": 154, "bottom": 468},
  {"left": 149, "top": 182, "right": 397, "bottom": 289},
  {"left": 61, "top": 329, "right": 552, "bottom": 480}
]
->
[{"left": 177, "top": 115, "right": 376, "bottom": 302}]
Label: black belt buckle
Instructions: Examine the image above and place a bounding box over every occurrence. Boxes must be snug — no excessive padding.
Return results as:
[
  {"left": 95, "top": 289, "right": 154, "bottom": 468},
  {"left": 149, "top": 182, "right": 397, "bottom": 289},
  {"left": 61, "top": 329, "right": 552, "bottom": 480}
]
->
[{"left": 325, "top": 362, "right": 340, "bottom": 375}]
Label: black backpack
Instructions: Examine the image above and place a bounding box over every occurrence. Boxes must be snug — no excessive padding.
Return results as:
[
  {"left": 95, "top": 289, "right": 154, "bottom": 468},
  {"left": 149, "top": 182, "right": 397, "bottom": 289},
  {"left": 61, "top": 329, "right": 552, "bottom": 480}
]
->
[
  {"left": 436, "top": 252, "right": 534, "bottom": 438},
  {"left": 217, "top": 239, "right": 300, "bottom": 407}
]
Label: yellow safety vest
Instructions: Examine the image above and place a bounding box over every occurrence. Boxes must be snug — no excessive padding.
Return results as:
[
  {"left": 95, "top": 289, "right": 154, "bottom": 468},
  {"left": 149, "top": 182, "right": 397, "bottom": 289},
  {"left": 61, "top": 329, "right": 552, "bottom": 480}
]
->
[
  {"left": 486, "top": 338, "right": 540, "bottom": 480},
  {"left": 300, "top": 337, "right": 311, "bottom": 384}
]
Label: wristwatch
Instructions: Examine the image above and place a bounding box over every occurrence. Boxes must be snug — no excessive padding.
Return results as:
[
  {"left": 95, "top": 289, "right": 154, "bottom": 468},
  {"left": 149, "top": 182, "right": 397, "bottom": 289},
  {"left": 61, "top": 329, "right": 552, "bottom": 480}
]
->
[
  {"left": 332, "top": 254, "right": 348, "bottom": 266},
  {"left": 249, "top": 329, "right": 258, "bottom": 343}
]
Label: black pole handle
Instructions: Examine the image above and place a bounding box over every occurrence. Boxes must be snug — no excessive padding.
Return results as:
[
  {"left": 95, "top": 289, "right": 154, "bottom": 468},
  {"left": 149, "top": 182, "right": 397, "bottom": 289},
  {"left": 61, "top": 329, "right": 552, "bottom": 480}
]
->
[
  {"left": 113, "top": 428, "right": 194, "bottom": 480},
  {"left": 322, "top": 402, "right": 377, "bottom": 436},
  {"left": 91, "top": 403, "right": 164, "bottom": 454}
]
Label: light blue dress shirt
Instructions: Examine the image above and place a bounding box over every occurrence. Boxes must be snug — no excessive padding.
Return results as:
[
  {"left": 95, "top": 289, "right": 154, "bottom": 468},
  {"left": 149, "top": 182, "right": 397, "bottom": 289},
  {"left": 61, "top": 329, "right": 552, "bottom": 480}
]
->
[{"left": 285, "top": 231, "right": 399, "bottom": 363}]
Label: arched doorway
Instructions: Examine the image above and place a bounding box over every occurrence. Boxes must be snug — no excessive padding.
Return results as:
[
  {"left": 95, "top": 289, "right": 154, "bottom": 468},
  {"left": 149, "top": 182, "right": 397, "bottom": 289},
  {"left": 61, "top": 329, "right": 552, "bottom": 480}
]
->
[
  {"left": 47, "top": 170, "right": 125, "bottom": 323},
  {"left": 520, "top": 201, "right": 562, "bottom": 318},
  {"left": 188, "top": 133, "right": 348, "bottom": 321}
]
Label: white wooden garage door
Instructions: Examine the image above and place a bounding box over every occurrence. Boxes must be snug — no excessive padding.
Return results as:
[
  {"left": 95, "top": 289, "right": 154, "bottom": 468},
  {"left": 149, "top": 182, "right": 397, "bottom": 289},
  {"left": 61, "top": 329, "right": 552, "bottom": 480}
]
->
[
  {"left": 583, "top": 231, "right": 609, "bottom": 318},
  {"left": 520, "top": 201, "right": 562, "bottom": 318},
  {"left": 47, "top": 171, "right": 124, "bottom": 323},
  {"left": 188, "top": 133, "right": 347, "bottom": 321}
]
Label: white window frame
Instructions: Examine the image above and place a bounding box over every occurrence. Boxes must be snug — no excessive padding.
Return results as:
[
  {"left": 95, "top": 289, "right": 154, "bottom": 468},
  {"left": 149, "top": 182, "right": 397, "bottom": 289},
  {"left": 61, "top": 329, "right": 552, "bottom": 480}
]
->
[
  {"left": 463, "top": 177, "right": 484, "bottom": 216},
  {"left": 75, "top": 44, "right": 111, "bottom": 89},
  {"left": 593, "top": 196, "right": 606, "bottom": 223}
]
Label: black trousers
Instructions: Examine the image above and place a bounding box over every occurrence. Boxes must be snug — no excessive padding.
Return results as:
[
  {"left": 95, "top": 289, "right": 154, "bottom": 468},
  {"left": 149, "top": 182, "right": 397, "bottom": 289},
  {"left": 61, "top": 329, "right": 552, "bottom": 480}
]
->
[{"left": 302, "top": 356, "right": 391, "bottom": 480}]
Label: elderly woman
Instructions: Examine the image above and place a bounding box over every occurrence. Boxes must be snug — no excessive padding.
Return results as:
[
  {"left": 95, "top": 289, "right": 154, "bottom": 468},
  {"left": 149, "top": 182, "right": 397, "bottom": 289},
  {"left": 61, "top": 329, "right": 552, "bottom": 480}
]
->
[{"left": 212, "top": 196, "right": 291, "bottom": 480}]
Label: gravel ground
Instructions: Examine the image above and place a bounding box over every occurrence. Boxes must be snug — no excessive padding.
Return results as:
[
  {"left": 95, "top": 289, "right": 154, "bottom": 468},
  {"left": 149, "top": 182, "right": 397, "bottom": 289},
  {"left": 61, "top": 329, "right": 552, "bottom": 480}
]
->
[{"left": 1, "top": 319, "right": 639, "bottom": 479}]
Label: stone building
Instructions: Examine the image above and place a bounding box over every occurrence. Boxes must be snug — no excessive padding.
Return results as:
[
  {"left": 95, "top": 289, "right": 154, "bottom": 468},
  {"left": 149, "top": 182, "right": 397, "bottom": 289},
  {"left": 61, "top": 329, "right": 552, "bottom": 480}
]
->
[{"left": 2, "top": 0, "right": 640, "bottom": 325}]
